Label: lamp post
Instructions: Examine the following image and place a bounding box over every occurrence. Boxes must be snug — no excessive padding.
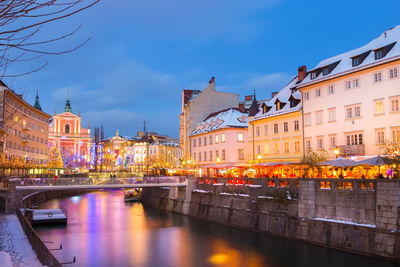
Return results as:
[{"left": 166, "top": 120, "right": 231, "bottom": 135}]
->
[
  {"left": 334, "top": 147, "right": 340, "bottom": 158},
  {"left": 257, "top": 154, "right": 262, "bottom": 164}
]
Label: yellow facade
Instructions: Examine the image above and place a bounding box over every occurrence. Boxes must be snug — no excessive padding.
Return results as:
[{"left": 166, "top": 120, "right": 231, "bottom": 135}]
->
[{"left": 248, "top": 110, "right": 303, "bottom": 164}]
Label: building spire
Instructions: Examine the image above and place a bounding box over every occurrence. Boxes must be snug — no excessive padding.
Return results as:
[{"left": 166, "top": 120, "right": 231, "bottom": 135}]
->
[
  {"left": 33, "top": 89, "right": 42, "bottom": 111},
  {"left": 248, "top": 89, "right": 259, "bottom": 117},
  {"left": 64, "top": 89, "right": 72, "bottom": 113}
]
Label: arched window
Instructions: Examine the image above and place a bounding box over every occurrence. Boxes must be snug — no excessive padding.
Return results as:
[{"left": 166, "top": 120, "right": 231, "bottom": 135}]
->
[{"left": 65, "top": 124, "right": 70, "bottom": 133}]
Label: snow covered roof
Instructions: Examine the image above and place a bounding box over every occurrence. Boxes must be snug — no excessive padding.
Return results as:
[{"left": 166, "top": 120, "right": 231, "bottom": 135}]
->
[
  {"left": 250, "top": 77, "right": 301, "bottom": 121},
  {"left": 190, "top": 108, "right": 248, "bottom": 136},
  {"left": 298, "top": 25, "right": 400, "bottom": 86}
]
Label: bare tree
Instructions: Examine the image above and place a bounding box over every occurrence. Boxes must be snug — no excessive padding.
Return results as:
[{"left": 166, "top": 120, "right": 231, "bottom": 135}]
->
[{"left": 0, "top": 0, "right": 99, "bottom": 77}]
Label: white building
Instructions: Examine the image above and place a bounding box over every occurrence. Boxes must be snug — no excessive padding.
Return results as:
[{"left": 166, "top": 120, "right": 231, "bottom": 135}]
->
[
  {"left": 190, "top": 107, "right": 248, "bottom": 171},
  {"left": 298, "top": 25, "right": 400, "bottom": 159}
]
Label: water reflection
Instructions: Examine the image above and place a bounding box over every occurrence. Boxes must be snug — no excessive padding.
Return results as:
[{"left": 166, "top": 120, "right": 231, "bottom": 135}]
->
[{"left": 35, "top": 190, "right": 397, "bottom": 267}]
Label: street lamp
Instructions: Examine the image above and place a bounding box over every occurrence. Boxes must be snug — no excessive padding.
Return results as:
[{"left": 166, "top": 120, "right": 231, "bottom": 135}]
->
[
  {"left": 257, "top": 154, "right": 262, "bottom": 163},
  {"left": 334, "top": 147, "right": 340, "bottom": 158}
]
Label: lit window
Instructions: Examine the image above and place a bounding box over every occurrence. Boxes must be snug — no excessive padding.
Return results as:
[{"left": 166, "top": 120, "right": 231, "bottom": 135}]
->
[
  {"left": 264, "top": 144, "right": 269, "bottom": 154},
  {"left": 274, "top": 143, "right": 279, "bottom": 153},
  {"left": 215, "top": 135, "right": 219, "bottom": 143},
  {"left": 238, "top": 149, "right": 244, "bottom": 160},
  {"left": 295, "top": 141, "right": 300, "bottom": 153},
  {"left": 375, "top": 100, "right": 384, "bottom": 114},
  {"left": 391, "top": 97, "right": 400, "bottom": 112},
  {"left": 376, "top": 130, "right": 385, "bottom": 144},
  {"left": 284, "top": 142, "right": 289, "bottom": 153},
  {"left": 221, "top": 134, "right": 226, "bottom": 143},
  {"left": 238, "top": 133, "right": 244, "bottom": 142}
]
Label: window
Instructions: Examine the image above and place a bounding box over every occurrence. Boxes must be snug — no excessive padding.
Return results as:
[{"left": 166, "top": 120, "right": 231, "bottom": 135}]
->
[
  {"left": 375, "top": 49, "right": 383, "bottom": 60},
  {"left": 295, "top": 141, "right": 300, "bottom": 153},
  {"left": 316, "top": 111, "right": 323, "bottom": 124},
  {"left": 374, "top": 72, "right": 382, "bottom": 83},
  {"left": 330, "top": 136, "right": 337, "bottom": 148},
  {"left": 315, "top": 88, "right": 321, "bottom": 97},
  {"left": 209, "top": 151, "right": 213, "bottom": 161},
  {"left": 238, "top": 149, "right": 244, "bottom": 160},
  {"left": 328, "top": 84, "right": 334, "bottom": 95},
  {"left": 216, "top": 150, "right": 219, "bottom": 159},
  {"left": 193, "top": 139, "right": 196, "bottom": 147},
  {"left": 389, "top": 68, "right": 398, "bottom": 79},
  {"left": 264, "top": 144, "right": 269, "bottom": 154},
  {"left": 328, "top": 108, "right": 336, "bottom": 122},
  {"left": 221, "top": 134, "right": 226, "bottom": 143},
  {"left": 276, "top": 102, "right": 281, "bottom": 111},
  {"left": 346, "top": 133, "right": 363, "bottom": 145},
  {"left": 317, "top": 137, "right": 323, "bottom": 150},
  {"left": 222, "top": 149, "right": 226, "bottom": 160},
  {"left": 199, "top": 152, "right": 201, "bottom": 162},
  {"left": 238, "top": 133, "right": 244, "bottom": 142},
  {"left": 198, "top": 138, "right": 201, "bottom": 146},
  {"left": 274, "top": 143, "right": 279, "bottom": 153},
  {"left": 345, "top": 107, "right": 353, "bottom": 119},
  {"left": 392, "top": 129, "right": 400, "bottom": 143},
  {"left": 374, "top": 100, "right": 384, "bottom": 114},
  {"left": 323, "top": 68, "right": 329, "bottom": 76},
  {"left": 391, "top": 97, "right": 400, "bottom": 112},
  {"left": 294, "top": 120, "right": 299, "bottom": 131},
  {"left": 352, "top": 57, "right": 360, "bottom": 67},
  {"left": 193, "top": 153, "right": 196, "bottom": 162},
  {"left": 305, "top": 140, "right": 311, "bottom": 151},
  {"left": 65, "top": 124, "right": 70, "bottom": 133},
  {"left": 215, "top": 135, "right": 219, "bottom": 143},
  {"left": 354, "top": 106, "right": 361, "bottom": 117},
  {"left": 304, "top": 92, "right": 310, "bottom": 100},
  {"left": 209, "top": 136, "right": 213, "bottom": 145},
  {"left": 256, "top": 127, "right": 260, "bottom": 136},
  {"left": 273, "top": 123, "right": 278, "bottom": 134},
  {"left": 204, "top": 137, "right": 207, "bottom": 146},
  {"left": 311, "top": 72, "right": 317, "bottom": 79},
  {"left": 353, "top": 78, "right": 360, "bottom": 88},
  {"left": 256, "top": 145, "right": 261, "bottom": 155},
  {"left": 345, "top": 80, "right": 352, "bottom": 90},
  {"left": 284, "top": 122, "right": 289, "bottom": 132},
  {"left": 304, "top": 113, "right": 311, "bottom": 126},
  {"left": 204, "top": 151, "right": 207, "bottom": 161},
  {"left": 264, "top": 125, "right": 268, "bottom": 135},
  {"left": 376, "top": 130, "right": 385, "bottom": 144},
  {"left": 284, "top": 142, "right": 289, "bottom": 153}
]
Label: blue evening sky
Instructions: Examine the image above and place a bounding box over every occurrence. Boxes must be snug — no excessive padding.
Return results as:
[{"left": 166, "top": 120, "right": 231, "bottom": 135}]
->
[{"left": 4, "top": 0, "right": 400, "bottom": 138}]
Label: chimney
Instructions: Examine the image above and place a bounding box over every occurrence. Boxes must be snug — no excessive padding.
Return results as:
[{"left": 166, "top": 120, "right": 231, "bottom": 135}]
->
[
  {"left": 271, "top": 92, "right": 278, "bottom": 98},
  {"left": 209, "top": 76, "right": 215, "bottom": 84},
  {"left": 245, "top": 95, "right": 253, "bottom": 101},
  {"left": 297, "top": 65, "right": 307, "bottom": 83},
  {"left": 238, "top": 103, "right": 245, "bottom": 113}
]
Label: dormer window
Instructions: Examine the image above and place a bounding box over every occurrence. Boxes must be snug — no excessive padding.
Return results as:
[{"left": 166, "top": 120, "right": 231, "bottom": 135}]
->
[
  {"left": 263, "top": 105, "right": 267, "bottom": 114},
  {"left": 277, "top": 102, "right": 281, "bottom": 110},
  {"left": 375, "top": 49, "right": 383, "bottom": 60},
  {"left": 352, "top": 57, "right": 360, "bottom": 67},
  {"left": 310, "top": 72, "right": 317, "bottom": 79},
  {"left": 323, "top": 68, "right": 329, "bottom": 75}
]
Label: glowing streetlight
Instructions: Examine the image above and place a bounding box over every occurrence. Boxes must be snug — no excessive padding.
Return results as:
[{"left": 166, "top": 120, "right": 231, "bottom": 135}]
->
[
  {"left": 187, "top": 160, "right": 192, "bottom": 164},
  {"left": 216, "top": 157, "right": 221, "bottom": 163},
  {"left": 334, "top": 147, "right": 340, "bottom": 158}
]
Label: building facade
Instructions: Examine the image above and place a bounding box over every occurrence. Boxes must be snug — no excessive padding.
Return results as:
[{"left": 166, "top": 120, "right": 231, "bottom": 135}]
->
[
  {"left": 248, "top": 78, "right": 303, "bottom": 163},
  {"left": 0, "top": 85, "right": 51, "bottom": 175},
  {"left": 298, "top": 26, "right": 400, "bottom": 159},
  {"left": 190, "top": 108, "right": 248, "bottom": 171},
  {"left": 179, "top": 77, "right": 239, "bottom": 162},
  {"left": 100, "top": 131, "right": 131, "bottom": 171},
  {"left": 48, "top": 97, "right": 91, "bottom": 169}
]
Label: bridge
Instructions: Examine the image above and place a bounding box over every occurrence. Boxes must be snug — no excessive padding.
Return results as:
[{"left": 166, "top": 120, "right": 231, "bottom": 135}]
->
[{"left": 10, "top": 176, "right": 187, "bottom": 191}]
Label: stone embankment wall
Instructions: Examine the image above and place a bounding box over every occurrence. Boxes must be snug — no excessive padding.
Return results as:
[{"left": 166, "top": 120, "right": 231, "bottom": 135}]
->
[{"left": 142, "top": 177, "right": 400, "bottom": 262}]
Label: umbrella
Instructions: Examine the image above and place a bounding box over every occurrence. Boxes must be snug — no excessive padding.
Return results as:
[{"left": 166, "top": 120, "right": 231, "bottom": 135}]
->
[
  {"left": 356, "top": 156, "right": 396, "bottom": 175},
  {"left": 318, "top": 157, "right": 358, "bottom": 167}
]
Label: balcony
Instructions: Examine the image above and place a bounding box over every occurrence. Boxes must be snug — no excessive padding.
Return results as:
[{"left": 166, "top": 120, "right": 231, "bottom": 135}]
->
[
  {"left": 22, "top": 125, "right": 31, "bottom": 131},
  {"left": 21, "top": 137, "right": 30, "bottom": 143},
  {"left": 338, "top": 144, "right": 365, "bottom": 157}
]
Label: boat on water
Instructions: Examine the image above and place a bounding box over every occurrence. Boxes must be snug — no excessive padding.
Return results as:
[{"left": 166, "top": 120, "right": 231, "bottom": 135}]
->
[
  {"left": 124, "top": 189, "right": 141, "bottom": 202},
  {"left": 21, "top": 208, "right": 67, "bottom": 225}
]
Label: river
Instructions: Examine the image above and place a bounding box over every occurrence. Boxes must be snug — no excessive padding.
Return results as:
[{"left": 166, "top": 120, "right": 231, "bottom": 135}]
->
[{"left": 34, "top": 190, "right": 397, "bottom": 267}]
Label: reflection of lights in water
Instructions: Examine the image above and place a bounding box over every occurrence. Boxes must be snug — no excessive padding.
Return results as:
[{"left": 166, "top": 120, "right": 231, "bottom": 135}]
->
[
  {"left": 208, "top": 253, "right": 229, "bottom": 264},
  {"left": 70, "top": 196, "right": 81, "bottom": 203}
]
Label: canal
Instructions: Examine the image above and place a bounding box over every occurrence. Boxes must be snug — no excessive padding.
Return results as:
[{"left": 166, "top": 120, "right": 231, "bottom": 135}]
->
[{"left": 35, "top": 190, "right": 397, "bottom": 267}]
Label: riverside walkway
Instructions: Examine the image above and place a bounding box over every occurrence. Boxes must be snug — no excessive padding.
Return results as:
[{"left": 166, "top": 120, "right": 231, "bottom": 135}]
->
[{"left": 11, "top": 176, "right": 187, "bottom": 191}]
